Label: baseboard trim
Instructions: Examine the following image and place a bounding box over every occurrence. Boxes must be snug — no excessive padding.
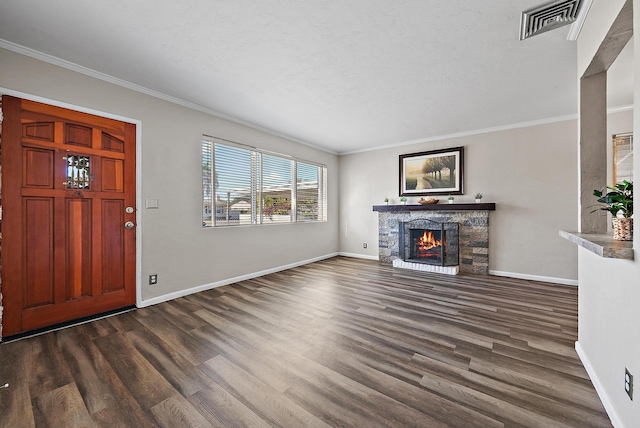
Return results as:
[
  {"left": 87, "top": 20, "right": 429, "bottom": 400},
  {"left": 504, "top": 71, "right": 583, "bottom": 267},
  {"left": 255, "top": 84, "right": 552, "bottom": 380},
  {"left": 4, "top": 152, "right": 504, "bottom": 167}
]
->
[
  {"left": 337, "top": 252, "right": 380, "bottom": 261},
  {"left": 138, "top": 253, "right": 339, "bottom": 308},
  {"left": 489, "top": 270, "right": 578, "bottom": 286},
  {"left": 575, "top": 341, "right": 623, "bottom": 428}
]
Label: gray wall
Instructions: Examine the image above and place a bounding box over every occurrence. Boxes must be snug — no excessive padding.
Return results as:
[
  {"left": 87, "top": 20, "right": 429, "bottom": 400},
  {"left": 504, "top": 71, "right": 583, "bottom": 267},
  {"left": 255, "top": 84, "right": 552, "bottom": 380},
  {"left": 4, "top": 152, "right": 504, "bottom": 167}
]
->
[
  {"left": 339, "top": 119, "right": 583, "bottom": 283},
  {"left": 0, "top": 47, "right": 340, "bottom": 305}
]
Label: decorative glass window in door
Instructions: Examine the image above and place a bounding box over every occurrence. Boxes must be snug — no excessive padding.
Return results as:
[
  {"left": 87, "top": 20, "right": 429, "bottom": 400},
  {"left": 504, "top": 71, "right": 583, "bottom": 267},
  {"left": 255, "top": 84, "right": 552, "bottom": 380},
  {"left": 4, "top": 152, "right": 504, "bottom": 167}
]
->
[
  {"left": 67, "top": 155, "right": 91, "bottom": 189},
  {"left": 613, "top": 133, "right": 633, "bottom": 184}
]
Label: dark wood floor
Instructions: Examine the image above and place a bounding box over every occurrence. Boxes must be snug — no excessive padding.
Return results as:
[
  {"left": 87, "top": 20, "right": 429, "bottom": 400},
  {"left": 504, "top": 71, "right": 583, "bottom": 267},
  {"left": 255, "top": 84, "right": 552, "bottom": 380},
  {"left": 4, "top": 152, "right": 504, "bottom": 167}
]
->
[{"left": 0, "top": 257, "right": 611, "bottom": 427}]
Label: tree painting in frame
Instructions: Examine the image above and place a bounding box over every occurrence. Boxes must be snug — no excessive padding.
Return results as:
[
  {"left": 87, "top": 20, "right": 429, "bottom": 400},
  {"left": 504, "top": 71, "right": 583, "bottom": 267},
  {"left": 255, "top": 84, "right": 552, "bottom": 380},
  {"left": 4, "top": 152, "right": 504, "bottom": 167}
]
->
[{"left": 399, "top": 146, "right": 464, "bottom": 196}]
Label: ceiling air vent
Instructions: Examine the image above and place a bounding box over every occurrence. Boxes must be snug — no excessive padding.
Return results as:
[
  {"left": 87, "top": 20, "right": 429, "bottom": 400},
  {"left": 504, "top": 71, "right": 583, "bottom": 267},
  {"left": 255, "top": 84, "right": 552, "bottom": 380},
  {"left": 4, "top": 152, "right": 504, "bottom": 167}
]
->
[{"left": 519, "top": 0, "right": 584, "bottom": 40}]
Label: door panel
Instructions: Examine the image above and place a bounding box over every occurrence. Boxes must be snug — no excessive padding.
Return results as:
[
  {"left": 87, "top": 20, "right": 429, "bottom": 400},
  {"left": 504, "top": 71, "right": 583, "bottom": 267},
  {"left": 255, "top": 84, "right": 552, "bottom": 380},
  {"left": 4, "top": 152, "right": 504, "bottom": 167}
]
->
[
  {"left": 102, "top": 133, "right": 125, "bottom": 152},
  {"left": 23, "top": 121, "right": 55, "bottom": 141},
  {"left": 23, "top": 148, "right": 54, "bottom": 188},
  {"left": 101, "top": 158, "right": 124, "bottom": 192},
  {"left": 66, "top": 198, "right": 93, "bottom": 299},
  {"left": 102, "top": 200, "right": 125, "bottom": 292},
  {"left": 24, "top": 198, "right": 55, "bottom": 308},
  {"left": 65, "top": 123, "right": 93, "bottom": 147},
  {"left": 1, "top": 95, "right": 137, "bottom": 336}
]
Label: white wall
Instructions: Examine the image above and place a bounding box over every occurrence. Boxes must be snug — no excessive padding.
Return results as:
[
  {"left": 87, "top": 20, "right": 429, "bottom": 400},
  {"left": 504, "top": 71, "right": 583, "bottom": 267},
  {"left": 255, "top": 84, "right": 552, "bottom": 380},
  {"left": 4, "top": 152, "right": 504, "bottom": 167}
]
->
[
  {"left": 577, "top": 250, "right": 639, "bottom": 427},
  {"left": 0, "top": 48, "right": 340, "bottom": 305},
  {"left": 575, "top": 1, "right": 640, "bottom": 426},
  {"left": 578, "top": 0, "right": 628, "bottom": 76},
  {"left": 339, "top": 119, "right": 582, "bottom": 283}
]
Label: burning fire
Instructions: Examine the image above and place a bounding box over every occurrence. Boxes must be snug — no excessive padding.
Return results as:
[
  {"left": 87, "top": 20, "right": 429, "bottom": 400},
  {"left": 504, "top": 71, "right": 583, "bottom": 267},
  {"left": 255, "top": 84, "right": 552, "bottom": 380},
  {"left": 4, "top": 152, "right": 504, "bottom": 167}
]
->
[{"left": 417, "top": 230, "right": 442, "bottom": 252}]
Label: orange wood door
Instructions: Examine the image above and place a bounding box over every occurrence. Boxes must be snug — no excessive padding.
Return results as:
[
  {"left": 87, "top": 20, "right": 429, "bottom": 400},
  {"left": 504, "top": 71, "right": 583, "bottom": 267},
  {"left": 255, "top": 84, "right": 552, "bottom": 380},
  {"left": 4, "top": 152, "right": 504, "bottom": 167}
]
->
[{"left": 1, "top": 95, "right": 136, "bottom": 336}]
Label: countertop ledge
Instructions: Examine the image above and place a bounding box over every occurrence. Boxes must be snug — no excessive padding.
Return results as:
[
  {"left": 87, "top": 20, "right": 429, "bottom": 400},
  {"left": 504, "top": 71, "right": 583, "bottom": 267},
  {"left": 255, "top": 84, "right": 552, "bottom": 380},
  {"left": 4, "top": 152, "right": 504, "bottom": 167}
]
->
[{"left": 559, "top": 230, "right": 634, "bottom": 260}]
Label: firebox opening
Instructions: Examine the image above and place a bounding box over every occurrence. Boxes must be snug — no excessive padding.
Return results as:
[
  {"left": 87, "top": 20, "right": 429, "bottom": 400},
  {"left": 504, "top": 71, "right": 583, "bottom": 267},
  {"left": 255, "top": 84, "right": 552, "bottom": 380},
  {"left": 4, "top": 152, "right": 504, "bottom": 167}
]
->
[
  {"left": 398, "top": 219, "right": 459, "bottom": 270},
  {"left": 409, "top": 229, "right": 446, "bottom": 263}
]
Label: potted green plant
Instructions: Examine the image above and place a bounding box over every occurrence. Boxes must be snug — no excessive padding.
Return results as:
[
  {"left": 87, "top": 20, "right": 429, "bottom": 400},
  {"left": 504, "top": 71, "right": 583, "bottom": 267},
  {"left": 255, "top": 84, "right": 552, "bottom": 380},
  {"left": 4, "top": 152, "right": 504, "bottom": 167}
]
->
[
  {"left": 475, "top": 193, "right": 483, "bottom": 203},
  {"left": 448, "top": 195, "right": 454, "bottom": 204},
  {"left": 592, "top": 180, "right": 633, "bottom": 241},
  {"left": 384, "top": 197, "right": 389, "bottom": 205},
  {"left": 399, "top": 196, "right": 407, "bottom": 205}
]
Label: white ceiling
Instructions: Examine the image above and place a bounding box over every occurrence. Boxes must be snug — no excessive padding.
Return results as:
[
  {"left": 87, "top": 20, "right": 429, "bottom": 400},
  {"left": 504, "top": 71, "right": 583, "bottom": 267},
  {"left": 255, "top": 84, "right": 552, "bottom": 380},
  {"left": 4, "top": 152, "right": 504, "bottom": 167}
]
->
[{"left": 0, "top": 1, "right": 624, "bottom": 154}]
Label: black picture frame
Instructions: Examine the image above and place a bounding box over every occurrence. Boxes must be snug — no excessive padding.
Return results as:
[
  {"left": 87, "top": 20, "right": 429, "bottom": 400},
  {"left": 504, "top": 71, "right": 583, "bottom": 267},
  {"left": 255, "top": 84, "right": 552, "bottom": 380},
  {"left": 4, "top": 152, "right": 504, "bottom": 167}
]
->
[{"left": 399, "top": 146, "right": 464, "bottom": 196}]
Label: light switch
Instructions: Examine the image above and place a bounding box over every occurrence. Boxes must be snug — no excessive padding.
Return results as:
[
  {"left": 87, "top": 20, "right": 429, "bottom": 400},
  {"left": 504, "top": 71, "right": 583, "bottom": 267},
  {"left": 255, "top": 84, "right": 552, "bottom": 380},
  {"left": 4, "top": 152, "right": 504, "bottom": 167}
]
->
[{"left": 145, "top": 198, "right": 159, "bottom": 209}]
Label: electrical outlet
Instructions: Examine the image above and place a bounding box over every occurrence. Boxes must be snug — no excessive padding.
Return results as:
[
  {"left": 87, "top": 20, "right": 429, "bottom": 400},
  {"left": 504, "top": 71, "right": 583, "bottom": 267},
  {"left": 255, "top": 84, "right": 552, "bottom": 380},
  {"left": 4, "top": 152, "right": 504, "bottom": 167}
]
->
[
  {"left": 149, "top": 274, "right": 158, "bottom": 285},
  {"left": 363, "top": 243, "right": 367, "bottom": 249},
  {"left": 625, "top": 368, "right": 633, "bottom": 400}
]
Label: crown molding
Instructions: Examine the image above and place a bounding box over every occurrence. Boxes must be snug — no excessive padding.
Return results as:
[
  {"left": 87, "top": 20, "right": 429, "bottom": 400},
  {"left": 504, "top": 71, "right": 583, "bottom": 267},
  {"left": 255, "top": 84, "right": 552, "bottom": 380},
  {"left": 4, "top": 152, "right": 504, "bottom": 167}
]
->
[
  {"left": 1, "top": 38, "right": 630, "bottom": 158},
  {"left": 340, "top": 114, "right": 579, "bottom": 155},
  {"left": 342, "top": 105, "right": 634, "bottom": 155},
  {"left": 607, "top": 104, "right": 634, "bottom": 114},
  {"left": 567, "top": 0, "right": 594, "bottom": 41},
  {"left": 0, "top": 39, "right": 337, "bottom": 155}
]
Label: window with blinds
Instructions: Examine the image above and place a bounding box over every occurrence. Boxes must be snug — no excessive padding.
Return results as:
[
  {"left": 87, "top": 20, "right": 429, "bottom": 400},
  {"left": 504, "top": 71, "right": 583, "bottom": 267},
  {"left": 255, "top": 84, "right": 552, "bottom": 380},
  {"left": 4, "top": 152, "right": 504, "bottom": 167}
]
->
[
  {"left": 202, "top": 137, "right": 327, "bottom": 227},
  {"left": 613, "top": 133, "right": 633, "bottom": 185},
  {"left": 261, "top": 154, "right": 292, "bottom": 224},
  {"left": 297, "top": 161, "right": 325, "bottom": 222}
]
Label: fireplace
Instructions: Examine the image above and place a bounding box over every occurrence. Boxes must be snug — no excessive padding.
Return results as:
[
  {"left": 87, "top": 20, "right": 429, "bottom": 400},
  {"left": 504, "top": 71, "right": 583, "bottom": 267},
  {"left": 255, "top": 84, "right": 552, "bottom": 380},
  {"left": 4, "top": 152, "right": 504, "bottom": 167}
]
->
[
  {"left": 374, "top": 204, "right": 494, "bottom": 275},
  {"left": 398, "top": 219, "right": 459, "bottom": 269}
]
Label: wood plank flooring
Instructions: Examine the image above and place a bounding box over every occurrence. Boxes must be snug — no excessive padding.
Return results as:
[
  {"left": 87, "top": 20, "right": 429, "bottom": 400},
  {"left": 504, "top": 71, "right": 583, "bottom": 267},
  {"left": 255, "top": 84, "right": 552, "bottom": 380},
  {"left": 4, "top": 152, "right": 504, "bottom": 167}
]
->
[{"left": 0, "top": 257, "right": 611, "bottom": 427}]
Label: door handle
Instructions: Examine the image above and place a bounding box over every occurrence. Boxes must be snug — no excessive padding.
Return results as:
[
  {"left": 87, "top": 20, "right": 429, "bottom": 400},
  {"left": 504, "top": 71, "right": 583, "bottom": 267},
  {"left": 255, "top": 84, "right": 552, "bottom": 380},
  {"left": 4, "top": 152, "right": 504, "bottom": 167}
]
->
[{"left": 124, "top": 221, "right": 135, "bottom": 229}]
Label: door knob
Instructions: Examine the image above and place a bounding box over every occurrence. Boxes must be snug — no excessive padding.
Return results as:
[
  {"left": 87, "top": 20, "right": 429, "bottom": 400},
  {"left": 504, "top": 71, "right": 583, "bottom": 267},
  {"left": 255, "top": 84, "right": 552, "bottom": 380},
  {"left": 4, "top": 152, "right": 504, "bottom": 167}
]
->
[{"left": 124, "top": 221, "right": 135, "bottom": 229}]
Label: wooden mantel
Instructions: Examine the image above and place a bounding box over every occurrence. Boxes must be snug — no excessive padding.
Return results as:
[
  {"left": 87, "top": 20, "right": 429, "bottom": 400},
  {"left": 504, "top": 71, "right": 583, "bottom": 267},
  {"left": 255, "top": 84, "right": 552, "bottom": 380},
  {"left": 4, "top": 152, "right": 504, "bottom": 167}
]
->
[{"left": 373, "top": 203, "right": 496, "bottom": 212}]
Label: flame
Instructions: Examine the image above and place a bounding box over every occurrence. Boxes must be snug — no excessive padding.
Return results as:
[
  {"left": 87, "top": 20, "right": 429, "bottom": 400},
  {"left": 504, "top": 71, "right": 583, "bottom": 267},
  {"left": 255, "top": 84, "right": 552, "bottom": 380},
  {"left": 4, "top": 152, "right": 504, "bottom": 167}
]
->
[{"left": 418, "top": 230, "right": 442, "bottom": 251}]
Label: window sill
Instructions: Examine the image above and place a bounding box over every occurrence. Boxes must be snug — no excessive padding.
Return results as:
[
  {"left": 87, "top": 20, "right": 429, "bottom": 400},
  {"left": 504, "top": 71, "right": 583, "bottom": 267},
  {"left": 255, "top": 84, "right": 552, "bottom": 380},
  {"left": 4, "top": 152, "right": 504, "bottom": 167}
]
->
[{"left": 559, "top": 230, "right": 634, "bottom": 260}]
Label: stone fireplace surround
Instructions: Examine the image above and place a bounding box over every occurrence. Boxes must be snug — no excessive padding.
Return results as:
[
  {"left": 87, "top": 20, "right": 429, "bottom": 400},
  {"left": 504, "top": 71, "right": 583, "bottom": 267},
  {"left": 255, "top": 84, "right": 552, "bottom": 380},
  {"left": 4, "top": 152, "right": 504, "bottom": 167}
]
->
[{"left": 373, "top": 203, "right": 496, "bottom": 275}]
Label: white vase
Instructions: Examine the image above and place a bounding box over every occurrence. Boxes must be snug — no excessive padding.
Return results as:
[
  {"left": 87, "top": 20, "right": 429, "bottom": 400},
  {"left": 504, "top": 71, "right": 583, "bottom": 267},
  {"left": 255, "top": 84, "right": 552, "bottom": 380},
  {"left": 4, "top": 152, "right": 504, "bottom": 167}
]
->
[
  {"left": 475, "top": 199, "right": 481, "bottom": 203},
  {"left": 448, "top": 200, "right": 454, "bottom": 204}
]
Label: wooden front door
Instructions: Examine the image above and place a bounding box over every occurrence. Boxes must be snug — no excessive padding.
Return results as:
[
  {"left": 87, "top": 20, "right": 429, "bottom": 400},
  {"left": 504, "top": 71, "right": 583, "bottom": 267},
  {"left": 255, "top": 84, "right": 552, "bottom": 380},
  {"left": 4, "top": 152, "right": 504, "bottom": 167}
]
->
[{"left": 1, "top": 96, "right": 136, "bottom": 337}]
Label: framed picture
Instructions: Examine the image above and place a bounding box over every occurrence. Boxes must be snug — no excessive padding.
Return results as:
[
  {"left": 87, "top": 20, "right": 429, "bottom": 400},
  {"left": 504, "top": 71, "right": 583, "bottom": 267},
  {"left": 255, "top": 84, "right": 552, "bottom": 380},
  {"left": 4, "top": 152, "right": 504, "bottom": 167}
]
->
[{"left": 399, "top": 146, "right": 464, "bottom": 196}]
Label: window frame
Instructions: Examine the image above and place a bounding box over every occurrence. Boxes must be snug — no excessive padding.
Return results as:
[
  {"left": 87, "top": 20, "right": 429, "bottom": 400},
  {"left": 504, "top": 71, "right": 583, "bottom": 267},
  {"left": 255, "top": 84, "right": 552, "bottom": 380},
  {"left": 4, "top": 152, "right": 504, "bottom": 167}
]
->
[
  {"left": 202, "top": 136, "right": 327, "bottom": 228},
  {"left": 612, "top": 132, "right": 633, "bottom": 185}
]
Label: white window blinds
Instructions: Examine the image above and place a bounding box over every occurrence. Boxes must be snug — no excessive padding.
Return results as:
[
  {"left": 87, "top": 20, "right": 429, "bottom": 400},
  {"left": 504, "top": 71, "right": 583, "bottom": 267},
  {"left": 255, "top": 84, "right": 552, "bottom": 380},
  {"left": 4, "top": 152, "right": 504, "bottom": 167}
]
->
[
  {"left": 261, "top": 154, "right": 293, "bottom": 224},
  {"left": 613, "top": 133, "right": 633, "bottom": 185},
  {"left": 202, "top": 137, "right": 327, "bottom": 227},
  {"left": 297, "top": 161, "right": 325, "bottom": 222}
]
